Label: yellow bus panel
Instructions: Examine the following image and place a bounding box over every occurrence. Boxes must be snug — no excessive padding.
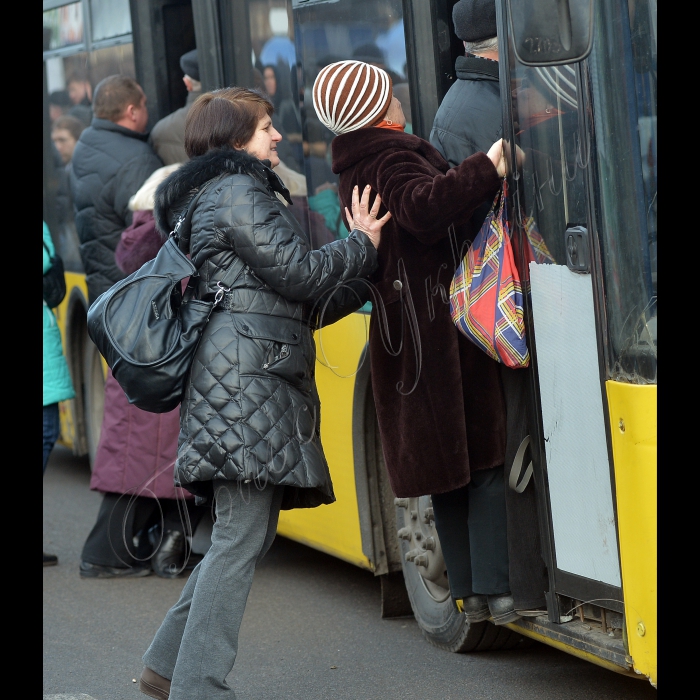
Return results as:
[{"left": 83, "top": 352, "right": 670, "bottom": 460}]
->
[
  {"left": 54, "top": 271, "right": 89, "bottom": 452},
  {"left": 276, "top": 312, "right": 371, "bottom": 569},
  {"left": 606, "top": 381, "right": 657, "bottom": 687}
]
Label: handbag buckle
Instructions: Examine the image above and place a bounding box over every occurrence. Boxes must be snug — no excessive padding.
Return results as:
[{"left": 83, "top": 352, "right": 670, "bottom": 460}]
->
[{"left": 213, "top": 280, "right": 231, "bottom": 307}]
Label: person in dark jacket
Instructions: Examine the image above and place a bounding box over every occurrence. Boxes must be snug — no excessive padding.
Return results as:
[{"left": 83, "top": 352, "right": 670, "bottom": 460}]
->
[
  {"left": 429, "top": 0, "right": 549, "bottom": 619},
  {"left": 70, "top": 75, "right": 188, "bottom": 581},
  {"left": 149, "top": 49, "right": 203, "bottom": 166},
  {"left": 139, "top": 86, "right": 389, "bottom": 700},
  {"left": 70, "top": 74, "right": 163, "bottom": 305},
  {"left": 66, "top": 71, "right": 94, "bottom": 127},
  {"left": 312, "top": 59, "right": 520, "bottom": 625}
]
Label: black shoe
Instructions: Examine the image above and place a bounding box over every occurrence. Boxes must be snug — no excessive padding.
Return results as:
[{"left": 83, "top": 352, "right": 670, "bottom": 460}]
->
[
  {"left": 43, "top": 552, "right": 58, "bottom": 567},
  {"left": 79, "top": 560, "right": 152, "bottom": 579},
  {"left": 459, "top": 595, "right": 491, "bottom": 623},
  {"left": 150, "top": 528, "right": 188, "bottom": 578},
  {"left": 487, "top": 593, "right": 521, "bottom": 625}
]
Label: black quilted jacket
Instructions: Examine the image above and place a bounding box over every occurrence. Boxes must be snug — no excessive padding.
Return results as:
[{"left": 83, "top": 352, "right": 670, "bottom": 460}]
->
[{"left": 153, "top": 148, "right": 378, "bottom": 508}]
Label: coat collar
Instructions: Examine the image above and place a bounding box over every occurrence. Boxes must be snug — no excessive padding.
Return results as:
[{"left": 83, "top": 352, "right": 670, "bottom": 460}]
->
[
  {"left": 330, "top": 128, "right": 449, "bottom": 175},
  {"left": 455, "top": 54, "right": 500, "bottom": 82},
  {"left": 154, "top": 147, "right": 292, "bottom": 234},
  {"left": 90, "top": 117, "right": 151, "bottom": 141}
]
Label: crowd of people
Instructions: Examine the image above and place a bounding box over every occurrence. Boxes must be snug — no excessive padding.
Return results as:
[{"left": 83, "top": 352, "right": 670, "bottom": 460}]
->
[{"left": 43, "top": 1, "right": 554, "bottom": 697}]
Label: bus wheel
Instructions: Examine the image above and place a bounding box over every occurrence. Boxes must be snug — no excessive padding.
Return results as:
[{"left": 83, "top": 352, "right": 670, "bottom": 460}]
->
[
  {"left": 395, "top": 495, "right": 528, "bottom": 652},
  {"left": 83, "top": 335, "right": 105, "bottom": 469}
]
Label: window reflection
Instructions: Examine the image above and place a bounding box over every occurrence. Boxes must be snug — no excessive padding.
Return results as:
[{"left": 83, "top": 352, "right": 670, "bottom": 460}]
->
[
  {"left": 510, "top": 62, "right": 587, "bottom": 268},
  {"left": 44, "top": 44, "right": 136, "bottom": 272},
  {"left": 240, "top": 0, "right": 409, "bottom": 249}
]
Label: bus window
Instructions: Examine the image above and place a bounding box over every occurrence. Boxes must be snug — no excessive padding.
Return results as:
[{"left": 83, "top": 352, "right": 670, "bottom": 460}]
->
[
  {"left": 587, "top": 0, "right": 657, "bottom": 384},
  {"left": 509, "top": 62, "right": 588, "bottom": 267},
  {"left": 44, "top": 44, "right": 135, "bottom": 268},
  {"left": 43, "top": 1, "right": 135, "bottom": 273},
  {"left": 228, "top": 0, "right": 410, "bottom": 250}
]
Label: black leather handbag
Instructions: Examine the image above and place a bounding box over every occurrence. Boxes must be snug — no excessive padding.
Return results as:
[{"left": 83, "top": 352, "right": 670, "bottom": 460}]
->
[
  {"left": 43, "top": 241, "right": 66, "bottom": 308},
  {"left": 87, "top": 182, "right": 221, "bottom": 413}
]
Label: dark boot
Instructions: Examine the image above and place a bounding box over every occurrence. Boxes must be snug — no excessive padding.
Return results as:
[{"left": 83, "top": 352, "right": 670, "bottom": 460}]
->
[
  {"left": 149, "top": 527, "right": 187, "bottom": 578},
  {"left": 43, "top": 552, "right": 58, "bottom": 567},
  {"left": 487, "top": 593, "right": 521, "bottom": 625},
  {"left": 460, "top": 594, "right": 490, "bottom": 623}
]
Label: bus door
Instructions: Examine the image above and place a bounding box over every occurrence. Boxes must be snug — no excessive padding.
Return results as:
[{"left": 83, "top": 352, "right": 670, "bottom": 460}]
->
[
  {"left": 502, "top": 4, "right": 656, "bottom": 673},
  {"left": 501, "top": 2, "right": 624, "bottom": 623}
]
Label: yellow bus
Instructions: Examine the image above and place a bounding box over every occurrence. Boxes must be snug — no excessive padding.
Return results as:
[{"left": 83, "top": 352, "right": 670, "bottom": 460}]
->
[{"left": 43, "top": 0, "right": 655, "bottom": 686}]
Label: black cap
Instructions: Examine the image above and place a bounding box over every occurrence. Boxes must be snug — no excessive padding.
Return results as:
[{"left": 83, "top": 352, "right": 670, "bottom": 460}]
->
[
  {"left": 180, "top": 49, "right": 199, "bottom": 81},
  {"left": 452, "top": 0, "right": 497, "bottom": 42}
]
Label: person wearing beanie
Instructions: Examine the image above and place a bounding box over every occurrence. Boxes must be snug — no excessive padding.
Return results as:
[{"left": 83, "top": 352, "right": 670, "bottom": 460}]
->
[
  {"left": 430, "top": 0, "right": 549, "bottom": 622},
  {"left": 149, "top": 48, "right": 203, "bottom": 165},
  {"left": 313, "top": 60, "right": 524, "bottom": 626}
]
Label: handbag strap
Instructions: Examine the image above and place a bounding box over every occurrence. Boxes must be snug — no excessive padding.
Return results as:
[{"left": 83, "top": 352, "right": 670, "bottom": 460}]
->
[
  {"left": 170, "top": 178, "right": 220, "bottom": 252},
  {"left": 173, "top": 177, "right": 247, "bottom": 306}
]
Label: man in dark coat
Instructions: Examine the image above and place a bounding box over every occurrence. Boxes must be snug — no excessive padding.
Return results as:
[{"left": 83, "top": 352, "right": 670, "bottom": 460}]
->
[
  {"left": 314, "top": 59, "right": 521, "bottom": 625},
  {"left": 430, "top": 0, "right": 548, "bottom": 617},
  {"left": 70, "top": 74, "right": 163, "bottom": 304},
  {"left": 149, "top": 49, "right": 202, "bottom": 166}
]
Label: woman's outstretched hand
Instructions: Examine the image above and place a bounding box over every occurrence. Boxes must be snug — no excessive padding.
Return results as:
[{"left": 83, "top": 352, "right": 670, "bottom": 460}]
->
[{"left": 345, "top": 185, "right": 391, "bottom": 249}]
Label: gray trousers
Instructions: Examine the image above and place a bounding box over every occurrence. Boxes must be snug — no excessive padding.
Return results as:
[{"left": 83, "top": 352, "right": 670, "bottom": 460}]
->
[{"left": 143, "top": 480, "right": 284, "bottom": 700}]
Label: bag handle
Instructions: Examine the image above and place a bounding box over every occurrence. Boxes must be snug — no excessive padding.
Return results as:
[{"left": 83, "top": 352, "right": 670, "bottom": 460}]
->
[
  {"left": 170, "top": 178, "right": 219, "bottom": 251},
  {"left": 174, "top": 178, "right": 247, "bottom": 307}
]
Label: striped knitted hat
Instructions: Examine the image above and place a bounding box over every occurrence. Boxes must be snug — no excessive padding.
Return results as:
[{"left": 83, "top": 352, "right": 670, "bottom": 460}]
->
[{"left": 312, "top": 60, "right": 393, "bottom": 135}]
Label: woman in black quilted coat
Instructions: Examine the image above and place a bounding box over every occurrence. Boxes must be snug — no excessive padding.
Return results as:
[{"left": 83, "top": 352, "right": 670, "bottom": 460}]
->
[{"left": 139, "top": 87, "right": 390, "bottom": 700}]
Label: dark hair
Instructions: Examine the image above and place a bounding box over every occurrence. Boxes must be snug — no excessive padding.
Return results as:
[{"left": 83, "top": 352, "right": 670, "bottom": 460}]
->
[
  {"left": 93, "top": 75, "right": 143, "bottom": 121},
  {"left": 184, "top": 87, "right": 273, "bottom": 158},
  {"left": 52, "top": 114, "right": 85, "bottom": 141},
  {"left": 67, "top": 69, "right": 90, "bottom": 85},
  {"left": 49, "top": 90, "right": 72, "bottom": 108}
]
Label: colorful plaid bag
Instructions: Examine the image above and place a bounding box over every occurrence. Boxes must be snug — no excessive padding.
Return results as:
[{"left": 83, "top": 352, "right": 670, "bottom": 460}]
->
[{"left": 449, "top": 180, "right": 530, "bottom": 368}]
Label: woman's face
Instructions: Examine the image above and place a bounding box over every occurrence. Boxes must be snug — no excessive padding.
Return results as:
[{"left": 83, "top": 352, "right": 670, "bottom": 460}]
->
[
  {"left": 242, "top": 113, "right": 282, "bottom": 167},
  {"left": 263, "top": 67, "right": 277, "bottom": 97}
]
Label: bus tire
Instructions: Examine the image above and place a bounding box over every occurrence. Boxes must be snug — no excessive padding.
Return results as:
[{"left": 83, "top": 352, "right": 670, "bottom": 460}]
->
[
  {"left": 83, "top": 334, "right": 105, "bottom": 469},
  {"left": 395, "top": 495, "right": 529, "bottom": 653}
]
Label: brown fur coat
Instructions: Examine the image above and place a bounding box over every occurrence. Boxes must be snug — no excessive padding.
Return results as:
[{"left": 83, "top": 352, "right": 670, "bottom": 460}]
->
[{"left": 332, "top": 128, "right": 506, "bottom": 497}]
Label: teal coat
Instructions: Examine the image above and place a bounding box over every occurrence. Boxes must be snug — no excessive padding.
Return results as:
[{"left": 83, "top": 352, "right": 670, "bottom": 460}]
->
[{"left": 43, "top": 222, "right": 75, "bottom": 406}]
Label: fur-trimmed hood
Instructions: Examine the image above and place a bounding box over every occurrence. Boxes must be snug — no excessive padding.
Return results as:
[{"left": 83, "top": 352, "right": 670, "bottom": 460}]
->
[{"left": 153, "top": 147, "right": 292, "bottom": 235}]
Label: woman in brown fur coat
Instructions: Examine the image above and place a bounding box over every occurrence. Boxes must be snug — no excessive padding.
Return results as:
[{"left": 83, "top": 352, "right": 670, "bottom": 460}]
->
[{"left": 313, "top": 60, "right": 522, "bottom": 624}]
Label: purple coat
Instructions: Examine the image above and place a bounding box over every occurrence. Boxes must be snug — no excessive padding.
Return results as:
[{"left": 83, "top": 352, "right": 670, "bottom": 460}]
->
[
  {"left": 89, "top": 371, "right": 189, "bottom": 499},
  {"left": 90, "top": 207, "right": 189, "bottom": 500}
]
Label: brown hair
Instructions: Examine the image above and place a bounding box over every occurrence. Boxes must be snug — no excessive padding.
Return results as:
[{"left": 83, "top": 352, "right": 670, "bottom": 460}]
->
[
  {"left": 93, "top": 75, "right": 143, "bottom": 122},
  {"left": 52, "top": 114, "right": 85, "bottom": 142},
  {"left": 184, "top": 87, "right": 273, "bottom": 158}
]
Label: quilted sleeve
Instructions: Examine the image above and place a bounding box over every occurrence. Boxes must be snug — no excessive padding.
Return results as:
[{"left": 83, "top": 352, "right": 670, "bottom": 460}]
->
[{"left": 215, "top": 177, "right": 378, "bottom": 303}]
